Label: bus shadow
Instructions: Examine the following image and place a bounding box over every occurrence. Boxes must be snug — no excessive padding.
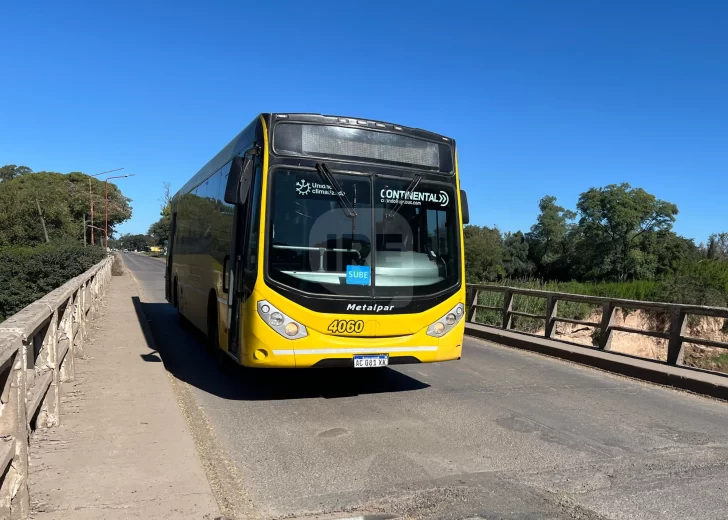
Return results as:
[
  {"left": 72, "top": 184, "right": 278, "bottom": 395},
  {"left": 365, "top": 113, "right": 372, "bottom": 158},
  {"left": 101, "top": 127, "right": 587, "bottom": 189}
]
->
[{"left": 131, "top": 297, "right": 430, "bottom": 401}]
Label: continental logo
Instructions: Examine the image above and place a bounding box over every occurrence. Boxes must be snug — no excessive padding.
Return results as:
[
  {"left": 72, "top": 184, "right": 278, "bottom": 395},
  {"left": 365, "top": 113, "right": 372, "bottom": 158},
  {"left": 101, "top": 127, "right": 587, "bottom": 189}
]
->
[
  {"left": 379, "top": 189, "right": 449, "bottom": 207},
  {"left": 346, "top": 303, "right": 394, "bottom": 312}
]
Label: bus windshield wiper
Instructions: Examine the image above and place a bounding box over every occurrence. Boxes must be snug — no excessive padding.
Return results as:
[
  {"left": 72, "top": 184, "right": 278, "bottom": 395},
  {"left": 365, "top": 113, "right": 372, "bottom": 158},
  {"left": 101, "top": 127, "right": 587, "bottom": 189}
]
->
[
  {"left": 315, "top": 162, "right": 357, "bottom": 218},
  {"left": 386, "top": 174, "right": 422, "bottom": 220}
]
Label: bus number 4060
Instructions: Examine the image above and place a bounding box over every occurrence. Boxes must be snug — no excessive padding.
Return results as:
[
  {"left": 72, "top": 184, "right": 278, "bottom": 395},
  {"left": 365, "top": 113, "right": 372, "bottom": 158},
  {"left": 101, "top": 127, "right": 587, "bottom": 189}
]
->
[{"left": 328, "top": 320, "right": 365, "bottom": 334}]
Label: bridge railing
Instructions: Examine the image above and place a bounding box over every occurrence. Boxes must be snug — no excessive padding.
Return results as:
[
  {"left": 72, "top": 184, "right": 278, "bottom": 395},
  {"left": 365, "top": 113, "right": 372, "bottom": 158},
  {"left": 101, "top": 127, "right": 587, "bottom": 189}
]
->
[
  {"left": 0, "top": 256, "right": 113, "bottom": 519},
  {"left": 466, "top": 284, "right": 728, "bottom": 369}
]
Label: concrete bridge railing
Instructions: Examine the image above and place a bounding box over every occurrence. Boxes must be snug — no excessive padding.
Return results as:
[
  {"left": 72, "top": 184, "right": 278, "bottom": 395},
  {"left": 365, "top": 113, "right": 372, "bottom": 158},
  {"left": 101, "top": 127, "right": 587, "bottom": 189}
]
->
[
  {"left": 0, "top": 256, "right": 113, "bottom": 519},
  {"left": 466, "top": 284, "right": 728, "bottom": 369}
]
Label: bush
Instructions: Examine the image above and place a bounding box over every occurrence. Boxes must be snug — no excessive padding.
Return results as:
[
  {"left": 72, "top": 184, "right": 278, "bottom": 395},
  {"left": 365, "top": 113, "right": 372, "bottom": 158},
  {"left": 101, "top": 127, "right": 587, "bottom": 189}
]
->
[
  {"left": 111, "top": 254, "right": 124, "bottom": 276},
  {"left": 0, "top": 242, "right": 106, "bottom": 322}
]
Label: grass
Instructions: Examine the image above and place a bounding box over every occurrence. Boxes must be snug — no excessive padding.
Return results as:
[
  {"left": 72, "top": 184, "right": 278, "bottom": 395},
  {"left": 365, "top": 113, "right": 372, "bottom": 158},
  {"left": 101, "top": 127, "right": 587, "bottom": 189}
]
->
[
  {"left": 684, "top": 348, "right": 728, "bottom": 375},
  {"left": 475, "top": 280, "right": 644, "bottom": 332},
  {"left": 470, "top": 279, "right": 661, "bottom": 333}
]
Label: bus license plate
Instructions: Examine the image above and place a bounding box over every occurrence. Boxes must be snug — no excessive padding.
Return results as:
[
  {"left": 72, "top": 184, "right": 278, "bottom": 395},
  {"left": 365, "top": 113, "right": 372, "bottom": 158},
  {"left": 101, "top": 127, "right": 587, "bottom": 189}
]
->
[{"left": 353, "top": 354, "right": 389, "bottom": 368}]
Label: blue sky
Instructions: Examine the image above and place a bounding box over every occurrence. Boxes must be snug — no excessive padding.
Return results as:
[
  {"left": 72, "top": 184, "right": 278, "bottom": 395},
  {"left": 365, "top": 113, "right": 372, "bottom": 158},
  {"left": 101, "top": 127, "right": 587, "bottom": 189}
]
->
[{"left": 1, "top": 1, "right": 726, "bottom": 243}]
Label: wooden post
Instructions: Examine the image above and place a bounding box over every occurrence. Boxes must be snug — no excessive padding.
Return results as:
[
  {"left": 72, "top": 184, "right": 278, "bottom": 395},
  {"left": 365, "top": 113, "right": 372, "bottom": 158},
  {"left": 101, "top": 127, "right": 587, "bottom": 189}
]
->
[
  {"left": 467, "top": 288, "right": 479, "bottom": 323},
  {"left": 598, "top": 302, "right": 617, "bottom": 350},
  {"left": 545, "top": 295, "right": 558, "bottom": 338},
  {"left": 502, "top": 290, "right": 513, "bottom": 330},
  {"left": 667, "top": 307, "right": 687, "bottom": 366}
]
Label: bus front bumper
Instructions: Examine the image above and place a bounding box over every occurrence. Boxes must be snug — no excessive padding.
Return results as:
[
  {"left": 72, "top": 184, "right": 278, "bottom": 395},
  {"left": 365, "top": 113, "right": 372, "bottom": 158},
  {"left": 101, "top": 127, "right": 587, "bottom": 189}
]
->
[{"left": 242, "top": 320, "right": 464, "bottom": 368}]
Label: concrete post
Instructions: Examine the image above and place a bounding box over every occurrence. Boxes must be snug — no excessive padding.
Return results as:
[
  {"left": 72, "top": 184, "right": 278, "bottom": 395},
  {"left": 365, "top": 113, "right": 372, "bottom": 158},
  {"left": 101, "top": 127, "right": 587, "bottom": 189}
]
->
[
  {"left": 545, "top": 295, "right": 558, "bottom": 338},
  {"left": 81, "top": 281, "right": 88, "bottom": 339},
  {"left": 598, "top": 302, "right": 617, "bottom": 350},
  {"left": 0, "top": 339, "right": 30, "bottom": 519},
  {"left": 667, "top": 307, "right": 687, "bottom": 366},
  {"left": 467, "top": 288, "right": 479, "bottom": 323},
  {"left": 59, "top": 295, "right": 76, "bottom": 383},
  {"left": 73, "top": 285, "right": 85, "bottom": 359},
  {"left": 37, "top": 309, "right": 60, "bottom": 428},
  {"left": 502, "top": 290, "right": 513, "bottom": 330}
]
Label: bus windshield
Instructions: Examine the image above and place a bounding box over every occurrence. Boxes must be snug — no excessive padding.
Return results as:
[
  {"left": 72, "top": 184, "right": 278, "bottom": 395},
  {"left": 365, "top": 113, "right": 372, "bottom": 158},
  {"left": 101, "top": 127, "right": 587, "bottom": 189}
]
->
[{"left": 267, "top": 168, "right": 460, "bottom": 297}]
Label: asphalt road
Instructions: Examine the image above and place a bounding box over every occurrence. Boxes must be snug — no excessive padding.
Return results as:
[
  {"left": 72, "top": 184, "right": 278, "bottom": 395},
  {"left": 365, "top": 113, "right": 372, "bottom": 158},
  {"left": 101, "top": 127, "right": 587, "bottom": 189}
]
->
[{"left": 122, "top": 252, "right": 728, "bottom": 520}]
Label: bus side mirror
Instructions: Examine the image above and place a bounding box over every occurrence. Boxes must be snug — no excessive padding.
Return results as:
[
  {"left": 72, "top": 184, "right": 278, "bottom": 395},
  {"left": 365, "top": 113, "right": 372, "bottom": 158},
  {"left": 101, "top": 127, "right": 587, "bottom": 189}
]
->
[
  {"left": 224, "top": 154, "right": 254, "bottom": 205},
  {"left": 460, "top": 190, "right": 470, "bottom": 225}
]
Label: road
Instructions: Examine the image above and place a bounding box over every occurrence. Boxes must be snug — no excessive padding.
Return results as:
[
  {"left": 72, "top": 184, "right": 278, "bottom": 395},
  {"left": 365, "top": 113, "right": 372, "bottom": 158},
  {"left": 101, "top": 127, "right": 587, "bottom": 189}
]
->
[{"left": 122, "top": 252, "right": 728, "bottom": 520}]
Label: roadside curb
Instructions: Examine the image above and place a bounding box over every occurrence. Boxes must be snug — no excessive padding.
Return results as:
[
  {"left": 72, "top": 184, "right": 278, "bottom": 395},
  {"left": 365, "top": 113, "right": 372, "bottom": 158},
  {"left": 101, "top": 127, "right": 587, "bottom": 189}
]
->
[{"left": 466, "top": 323, "right": 728, "bottom": 402}]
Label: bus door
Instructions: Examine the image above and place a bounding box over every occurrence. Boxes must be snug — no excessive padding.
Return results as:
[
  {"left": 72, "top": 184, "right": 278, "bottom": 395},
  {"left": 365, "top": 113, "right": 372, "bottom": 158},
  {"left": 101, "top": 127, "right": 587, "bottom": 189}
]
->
[
  {"left": 225, "top": 197, "right": 246, "bottom": 359},
  {"left": 224, "top": 148, "right": 260, "bottom": 360}
]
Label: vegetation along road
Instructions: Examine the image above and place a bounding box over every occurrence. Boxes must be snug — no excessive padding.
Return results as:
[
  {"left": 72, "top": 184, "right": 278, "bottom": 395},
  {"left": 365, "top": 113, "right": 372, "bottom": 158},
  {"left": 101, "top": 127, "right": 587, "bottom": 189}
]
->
[{"left": 122, "top": 252, "right": 728, "bottom": 520}]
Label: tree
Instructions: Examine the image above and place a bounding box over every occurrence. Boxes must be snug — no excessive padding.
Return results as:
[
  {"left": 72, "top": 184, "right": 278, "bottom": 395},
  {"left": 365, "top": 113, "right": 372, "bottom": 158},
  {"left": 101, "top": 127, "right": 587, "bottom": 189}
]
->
[
  {"left": 148, "top": 182, "right": 172, "bottom": 246},
  {"left": 503, "top": 231, "right": 533, "bottom": 279},
  {"left": 0, "top": 164, "right": 32, "bottom": 182},
  {"left": 463, "top": 225, "right": 505, "bottom": 282},
  {"left": 525, "top": 196, "right": 576, "bottom": 280},
  {"left": 706, "top": 233, "right": 728, "bottom": 260},
  {"left": 118, "top": 233, "right": 153, "bottom": 251},
  {"left": 575, "top": 183, "right": 678, "bottom": 280},
  {"left": 0, "top": 170, "right": 132, "bottom": 246},
  {"left": 148, "top": 218, "right": 171, "bottom": 247}
]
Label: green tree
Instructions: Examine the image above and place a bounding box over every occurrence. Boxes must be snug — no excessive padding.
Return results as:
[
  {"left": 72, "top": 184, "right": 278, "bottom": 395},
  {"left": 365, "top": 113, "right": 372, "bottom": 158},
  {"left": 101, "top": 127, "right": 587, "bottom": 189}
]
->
[
  {"left": 525, "top": 196, "right": 576, "bottom": 280},
  {"left": 148, "top": 182, "right": 172, "bottom": 246},
  {"left": 706, "top": 232, "right": 728, "bottom": 260},
  {"left": 0, "top": 171, "right": 132, "bottom": 246},
  {"left": 148, "top": 218, "right": 171, "bottom": 246},
  {"left": 0, "top": 164, "right": 32, "bottom": 182},
  {"left": 575, "top": 183, "right": 678, "bottom": 280},
  {"left": 118, "top": 233, "right": 153, "bottom": 251},
  {"left": 463, "top": 225, "right": 505, "bottom": 282},
  {"left": 503, "top": 231, "right": 533, "bottom": 279}
]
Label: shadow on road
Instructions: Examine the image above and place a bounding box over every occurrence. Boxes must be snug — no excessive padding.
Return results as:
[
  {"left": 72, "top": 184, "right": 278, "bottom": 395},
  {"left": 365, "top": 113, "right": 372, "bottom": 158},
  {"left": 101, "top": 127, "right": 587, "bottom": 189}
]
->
[{"left": 131, "top": 297, "right": 430, "bottom": 401}]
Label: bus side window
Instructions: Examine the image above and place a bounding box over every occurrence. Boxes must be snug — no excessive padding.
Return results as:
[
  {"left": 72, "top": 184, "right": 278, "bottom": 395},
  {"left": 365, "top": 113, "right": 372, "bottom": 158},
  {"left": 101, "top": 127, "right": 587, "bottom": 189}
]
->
[
  {"left": 216, "top": 162, "right": 234, "bottom": 265},
  {"left": 244, "top": 164, "right": 263, "bottom": 273}
]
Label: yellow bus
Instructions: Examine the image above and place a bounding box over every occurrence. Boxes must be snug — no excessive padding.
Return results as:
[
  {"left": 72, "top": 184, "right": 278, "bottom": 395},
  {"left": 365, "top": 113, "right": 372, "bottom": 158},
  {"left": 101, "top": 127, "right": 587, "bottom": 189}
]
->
[{"left": 166, "top": 113, "right": 470, "bottom": 368}]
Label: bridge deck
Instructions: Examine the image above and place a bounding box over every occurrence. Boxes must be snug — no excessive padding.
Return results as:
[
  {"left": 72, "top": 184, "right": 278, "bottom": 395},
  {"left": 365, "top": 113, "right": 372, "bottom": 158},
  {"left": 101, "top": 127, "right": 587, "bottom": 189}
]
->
[{"left": 124, "top": 253, "right": 728, "bottom": 520}]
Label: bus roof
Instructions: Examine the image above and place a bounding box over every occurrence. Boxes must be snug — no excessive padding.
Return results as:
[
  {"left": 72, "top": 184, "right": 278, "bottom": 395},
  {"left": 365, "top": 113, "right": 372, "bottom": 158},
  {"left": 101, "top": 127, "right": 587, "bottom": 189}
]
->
[
  {"left": 173, "top": 113, "right": 454, "bottom": 201},
  {"left": 271, "top": 113, "right": 454, "bottom": 145}
]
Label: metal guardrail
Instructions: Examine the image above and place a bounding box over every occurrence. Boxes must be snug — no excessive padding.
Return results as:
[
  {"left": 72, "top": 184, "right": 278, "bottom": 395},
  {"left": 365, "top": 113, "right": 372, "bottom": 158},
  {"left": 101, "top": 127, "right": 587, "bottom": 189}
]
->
[
  {"left": 466, "top": 284, "right": 728, "bottom": 367},
  {"left": 0, "top": 257, "right": 113, "bottom": 519}
]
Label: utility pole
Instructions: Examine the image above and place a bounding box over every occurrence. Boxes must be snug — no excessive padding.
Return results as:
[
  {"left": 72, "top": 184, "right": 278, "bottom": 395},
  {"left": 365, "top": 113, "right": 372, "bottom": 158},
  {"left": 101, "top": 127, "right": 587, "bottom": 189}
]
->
[
  {"left": 35, "top": 197, "right": 50, "bottom": 243},
  {"left": 90, "top": 183, "right": 94, "bottom": 245},
  {"left": 89, "top": 168, "right": 123, "bottom": 247},
  {"left": 83, "top": 213, "right": 87, "bottom": 247},
  {"left": 105, "top": 174, "right": 135, "bottom": 250}
]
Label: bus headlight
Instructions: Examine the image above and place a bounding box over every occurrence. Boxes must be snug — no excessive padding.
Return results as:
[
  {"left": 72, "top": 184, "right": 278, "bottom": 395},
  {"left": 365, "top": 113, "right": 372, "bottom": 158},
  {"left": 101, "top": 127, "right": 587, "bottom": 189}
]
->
[
  {"left": 257, "top": 300, "right": 308, "bottom": 339},
  {"left": 285, "top": 323, "right": 299, "bottom": 336},
  {"left": 427, "top": 303, "right": 465, "bottom": 337}
]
